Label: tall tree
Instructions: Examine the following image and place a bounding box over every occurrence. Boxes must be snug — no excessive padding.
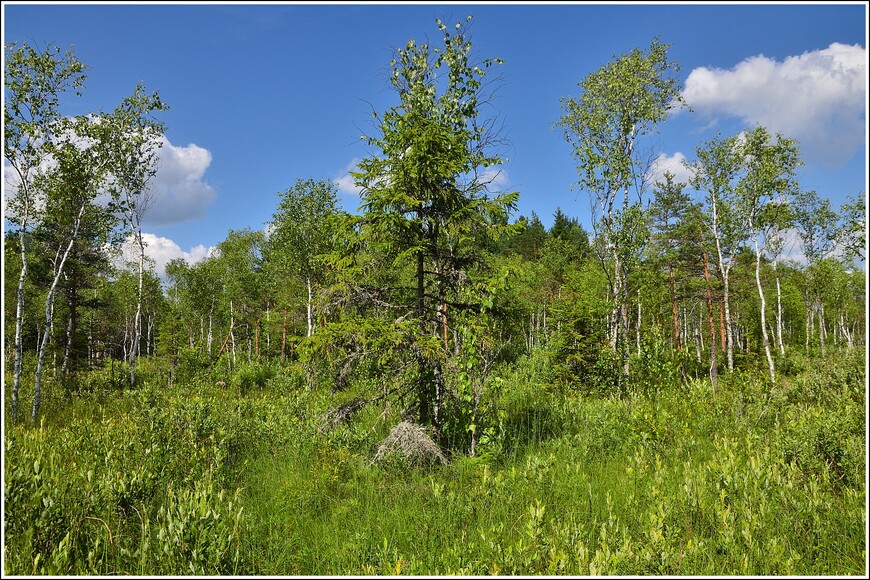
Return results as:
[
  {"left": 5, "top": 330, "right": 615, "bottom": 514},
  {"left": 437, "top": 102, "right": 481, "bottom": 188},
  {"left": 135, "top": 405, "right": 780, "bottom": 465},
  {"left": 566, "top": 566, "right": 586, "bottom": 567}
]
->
[
  {"left": 550, "top": 207, "right": 591, "bottom": 263},
  {"left": 839, "top": 191, "right": 866, "bottom": 264},
  {"left": 649, "top": 171, "right": 693, "bottom": 351},
  {"left": 103, "top": 82, "right": 168, "bottom": 388},
  {"left": 734, "top": 126, "right": 800, "bottom": 383},
  {"left": 353, "top": 15, "right": 517, "bottom": 429},
  {"left": 505, "top": 212, "right": 547, "bottom": 261},
  {"left": 30, "top": 115, "right": 114, "bottom": 421},
  {"left": 556, "top": 37, "right": 684, "bottom": 384},
  {"left": 213, "top": 229, "right": 266, "bottom": 366},
  {"left": 4, "top": 42, "right": 87, "bottom": 421},
  {"left": 688, "top": 132, "right": 744, "bottom": 372}
]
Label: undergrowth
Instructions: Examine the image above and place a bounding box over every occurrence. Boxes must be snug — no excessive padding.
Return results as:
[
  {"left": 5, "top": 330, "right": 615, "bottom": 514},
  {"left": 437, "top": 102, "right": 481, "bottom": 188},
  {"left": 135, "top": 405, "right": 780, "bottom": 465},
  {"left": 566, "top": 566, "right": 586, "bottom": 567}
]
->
[{"left": 3, "top": 350, "right": 866, "bottom": 575}]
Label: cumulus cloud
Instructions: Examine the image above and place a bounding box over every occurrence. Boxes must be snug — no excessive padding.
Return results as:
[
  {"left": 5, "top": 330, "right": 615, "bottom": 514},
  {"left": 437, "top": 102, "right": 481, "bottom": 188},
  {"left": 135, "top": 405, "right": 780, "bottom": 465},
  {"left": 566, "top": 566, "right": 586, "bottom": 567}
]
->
[
  {"left": 145, "top": 136, "right": 217, "bottom": 226},
  {"left": 119, "top": 232, "right": 215, "bottom": 280},
  {"left": 334, "top": 158, "right": 364, "bottom": 196},
  {"left": 682, "top": 43, "right": 866, "bottom": 165},
  {"left": 4, "top": 133, "right": 217, "bottom": 227},
  {"left": 646, "top": 152, "right": 694, "bottom": 187}
]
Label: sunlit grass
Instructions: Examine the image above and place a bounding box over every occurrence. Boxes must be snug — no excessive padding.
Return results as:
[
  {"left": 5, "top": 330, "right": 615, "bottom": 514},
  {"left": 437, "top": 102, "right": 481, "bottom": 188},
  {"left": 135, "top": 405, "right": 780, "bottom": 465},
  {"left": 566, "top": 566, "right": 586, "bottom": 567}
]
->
[{"left": 4, "top": 349, "right": 865, "bottom": 575}]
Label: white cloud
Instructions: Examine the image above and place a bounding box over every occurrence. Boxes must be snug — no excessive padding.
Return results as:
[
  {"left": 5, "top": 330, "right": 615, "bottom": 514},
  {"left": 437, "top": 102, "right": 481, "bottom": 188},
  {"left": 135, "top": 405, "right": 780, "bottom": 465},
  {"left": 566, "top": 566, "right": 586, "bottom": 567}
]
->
[
  {"left": 682, "top": 43, "right": 866, "bottom": 165},
  {"left": 771, "top": 227, "right": 807, "bottom": 266},
  {"left": 119, "top": 232, "right": 215, "bottom": 279},
  {"left": 145, "top": 136, "right": 217, "bottom": 226},
  {"left": 4, "top": 133, "right": 217, "bottom": 228},
  {"left": 334, "top": 158, "right": 363, "bottom": 196},
  {"left": 476, "top": 166, "right": 510, "bottom": 192},
  {"left": 646, "top": 152, "right": 694, "bottom": 187}
]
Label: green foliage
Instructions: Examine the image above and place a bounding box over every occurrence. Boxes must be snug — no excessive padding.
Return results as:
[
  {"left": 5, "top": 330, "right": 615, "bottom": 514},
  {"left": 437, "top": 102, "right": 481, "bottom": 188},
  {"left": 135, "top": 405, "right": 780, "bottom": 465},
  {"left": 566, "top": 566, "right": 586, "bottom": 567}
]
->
[
  {"left": 629, "top": 325, "right": 682, "bottom": 395},
  {"left": 4, "top": 20, "right": 866, "bottom": 580},
  {"left": 230, "top": 361, "right": 277, "bottom": 397},
  {"left": 5, "top": 346, "right": 864, "bottom": 576},
  {"left": 548, "top": 261, "right": 615, "bottom": 394}
]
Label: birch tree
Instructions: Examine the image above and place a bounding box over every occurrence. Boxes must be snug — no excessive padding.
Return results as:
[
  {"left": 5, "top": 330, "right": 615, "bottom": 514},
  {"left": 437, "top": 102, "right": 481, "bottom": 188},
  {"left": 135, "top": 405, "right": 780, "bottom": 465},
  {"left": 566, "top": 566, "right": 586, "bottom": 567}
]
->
[
  {"left": 4, "top": 42, "right": 86, "bottom": 421},
  {"left": 793, "top": 189, "right": 839, "bottom": 353},
  {"left": 556, "top": 37, "right": 684, "bottom": 385},
  {"left": 267, "top": 178, "right": 339, "bottom": 338},
  {"left": 102, "top": 83, "right": 168, "bottom": 388},
  {"left": 688, "top": 133, "right": 744, "bottom": 372},
  {"left": 734, "top": 126, "right": 800, "bottom": 384},
  {"left": 30, "top": 116, "right": 113, "bottom": 421}
]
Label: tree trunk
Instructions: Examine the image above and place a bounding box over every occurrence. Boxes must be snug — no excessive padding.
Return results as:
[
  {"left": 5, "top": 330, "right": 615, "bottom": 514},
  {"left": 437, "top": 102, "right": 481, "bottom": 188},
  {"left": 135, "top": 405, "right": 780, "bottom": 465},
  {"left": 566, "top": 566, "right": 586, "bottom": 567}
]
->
[
  {"left": 87, "top": 293, "right": 94, "bottom": 372},
  {"left": 281, "top": 307, "right": 287, "bottom": 361},
  {"left": 636, "top": 300, "right": 642, "bottom": 356},
  {"left": 129, "top": 229, "right": 145, "bottom": 389},
  {"left": 701, "top": 248, "right": 719, "bottom": 394},
  {"left": 670, "top": 268, "right": 681, "bottom": 351},
  {"left": 33, "top": 201, "right": 86, "bottom": 422},
  {"left": 839, "top": 312, "right": 854, "bottom": 349},
  {"left": 804, "top": 290, "right": 813, "bottom": 356},
  {"left": 230, "top": 299, "right": 237, "bottom": 366},
  {"left": 61, "top": 303, "right": 72, "bottom": 376},
  {"left": 306, "top": 276, "right": 314, "bottom": 338},
  {"left": 207, "top": 302, "right": 214, "bottom": 356},
  {"left": 147, "top": 313, "right": 153, "bottom": 357},
  {"left": 711, "top": 201, "right": 734, "bottom": 372},
  {"left": 774, "top": 264, "right": 785, "bottom": 355},
  {"left": 818, "top": 302, "right": 826, "bottom": 356},
  {"left": 416, "top": 243, "right": 431, "bottom": 425},
  {"left": 610, "top": 258, "right": 622, "bottom": 352},
  {"left": 754, "top": 237, "right": 775, "bottom": 383},
  {"left": 12, "top": 215, "right": 30, "bottom": 421}
]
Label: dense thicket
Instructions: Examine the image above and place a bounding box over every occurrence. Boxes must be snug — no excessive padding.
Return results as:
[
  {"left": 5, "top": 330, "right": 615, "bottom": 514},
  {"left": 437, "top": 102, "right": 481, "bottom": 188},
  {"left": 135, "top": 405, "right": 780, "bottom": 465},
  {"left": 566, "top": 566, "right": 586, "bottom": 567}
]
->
[{"left": 3, "top": 20, "right": 866, "bottom": 576}]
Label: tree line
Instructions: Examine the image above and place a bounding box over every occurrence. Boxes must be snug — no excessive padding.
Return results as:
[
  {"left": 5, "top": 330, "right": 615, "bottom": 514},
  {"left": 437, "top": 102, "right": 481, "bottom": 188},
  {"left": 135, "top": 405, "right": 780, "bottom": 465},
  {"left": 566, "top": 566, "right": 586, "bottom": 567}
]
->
[{"left": 4, "top": 19, "right": 865, "bottom": 443}]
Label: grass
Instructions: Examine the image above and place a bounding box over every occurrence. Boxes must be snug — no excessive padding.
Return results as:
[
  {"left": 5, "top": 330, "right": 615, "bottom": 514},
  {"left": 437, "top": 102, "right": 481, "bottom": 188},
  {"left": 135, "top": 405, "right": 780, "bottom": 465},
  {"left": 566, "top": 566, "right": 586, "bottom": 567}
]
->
[{"left": 3, "top": 349, "right": 866, "bottom": 575}]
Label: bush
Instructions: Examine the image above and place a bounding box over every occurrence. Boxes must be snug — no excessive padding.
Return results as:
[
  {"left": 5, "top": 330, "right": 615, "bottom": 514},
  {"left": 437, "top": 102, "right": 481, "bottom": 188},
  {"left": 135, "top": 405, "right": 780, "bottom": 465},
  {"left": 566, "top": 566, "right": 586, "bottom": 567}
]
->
[{"left": 230, "top": 361, "right": 277, "bottom": 396}]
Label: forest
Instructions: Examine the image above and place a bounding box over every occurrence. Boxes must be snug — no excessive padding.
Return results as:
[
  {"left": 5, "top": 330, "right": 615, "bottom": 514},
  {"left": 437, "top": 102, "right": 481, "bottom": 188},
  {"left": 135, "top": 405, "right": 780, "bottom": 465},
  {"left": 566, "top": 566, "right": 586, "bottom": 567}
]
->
[{"left": 3, "top": 17, "right": 867, "bottom": 576}]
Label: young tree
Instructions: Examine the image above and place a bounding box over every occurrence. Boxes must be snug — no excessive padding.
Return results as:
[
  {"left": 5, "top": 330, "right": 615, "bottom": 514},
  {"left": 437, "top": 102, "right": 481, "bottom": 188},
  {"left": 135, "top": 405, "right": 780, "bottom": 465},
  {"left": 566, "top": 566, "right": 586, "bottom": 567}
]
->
[
  {"left": 688, "top": 132, "right": 744, "bottom": 372},
  {"left": 793, "top": 189, "right": 839, "bottom": 354},
  {"left": 4, "top": 42, "right": 87, "bottom": 421},
  {"left": 353, "top": 16, "right": 517, "bottom": 429},
  {"left": 556, "top": 37, "right": 684, "bottom": 384},
  {"left": 267, "top": 178, "right": 340, "bottom": 338},
  {"left": 649, "top": 171, "right": 693, "bottom": 351},
  {"left": 734, "top": 126, "right": 800, "bottom": 383},
  {"left": 103, "top": 83, "right": 168, "bottom": 388},
  {"left": 839, "top": 191, "right": 866, "bottom": 264},
  {"left": 30, "top": 115, "right": 114, "bottom": 421}
]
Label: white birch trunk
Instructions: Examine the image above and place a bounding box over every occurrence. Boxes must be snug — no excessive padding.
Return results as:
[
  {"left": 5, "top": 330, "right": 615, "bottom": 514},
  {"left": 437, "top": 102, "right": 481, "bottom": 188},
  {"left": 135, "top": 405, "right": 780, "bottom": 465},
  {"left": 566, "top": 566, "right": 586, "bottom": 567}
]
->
[
  {"left": 12, "top": 228, "right": 28, "bottom": 421},
  {"left": 774, "top": 263, "right": 785, "bottom": 355},
  {"left": 230, "top": 299, "right": 237, "bottom": 365},
  {"left": 753, "top": 236, "right": 775, "bottom": 383},
  {"left": 306, "top": 276, "right": 314, "bottom": 338},
  {"left": 33, "top": 201, "right": 86, "bottom": 422}
]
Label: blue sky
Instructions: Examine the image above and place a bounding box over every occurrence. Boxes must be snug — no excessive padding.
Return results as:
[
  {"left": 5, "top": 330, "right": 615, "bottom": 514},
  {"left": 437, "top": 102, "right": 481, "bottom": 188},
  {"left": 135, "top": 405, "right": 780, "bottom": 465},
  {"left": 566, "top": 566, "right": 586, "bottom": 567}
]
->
[{"left": 3, "top": 2, "right": 867, "bottom": 276}]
